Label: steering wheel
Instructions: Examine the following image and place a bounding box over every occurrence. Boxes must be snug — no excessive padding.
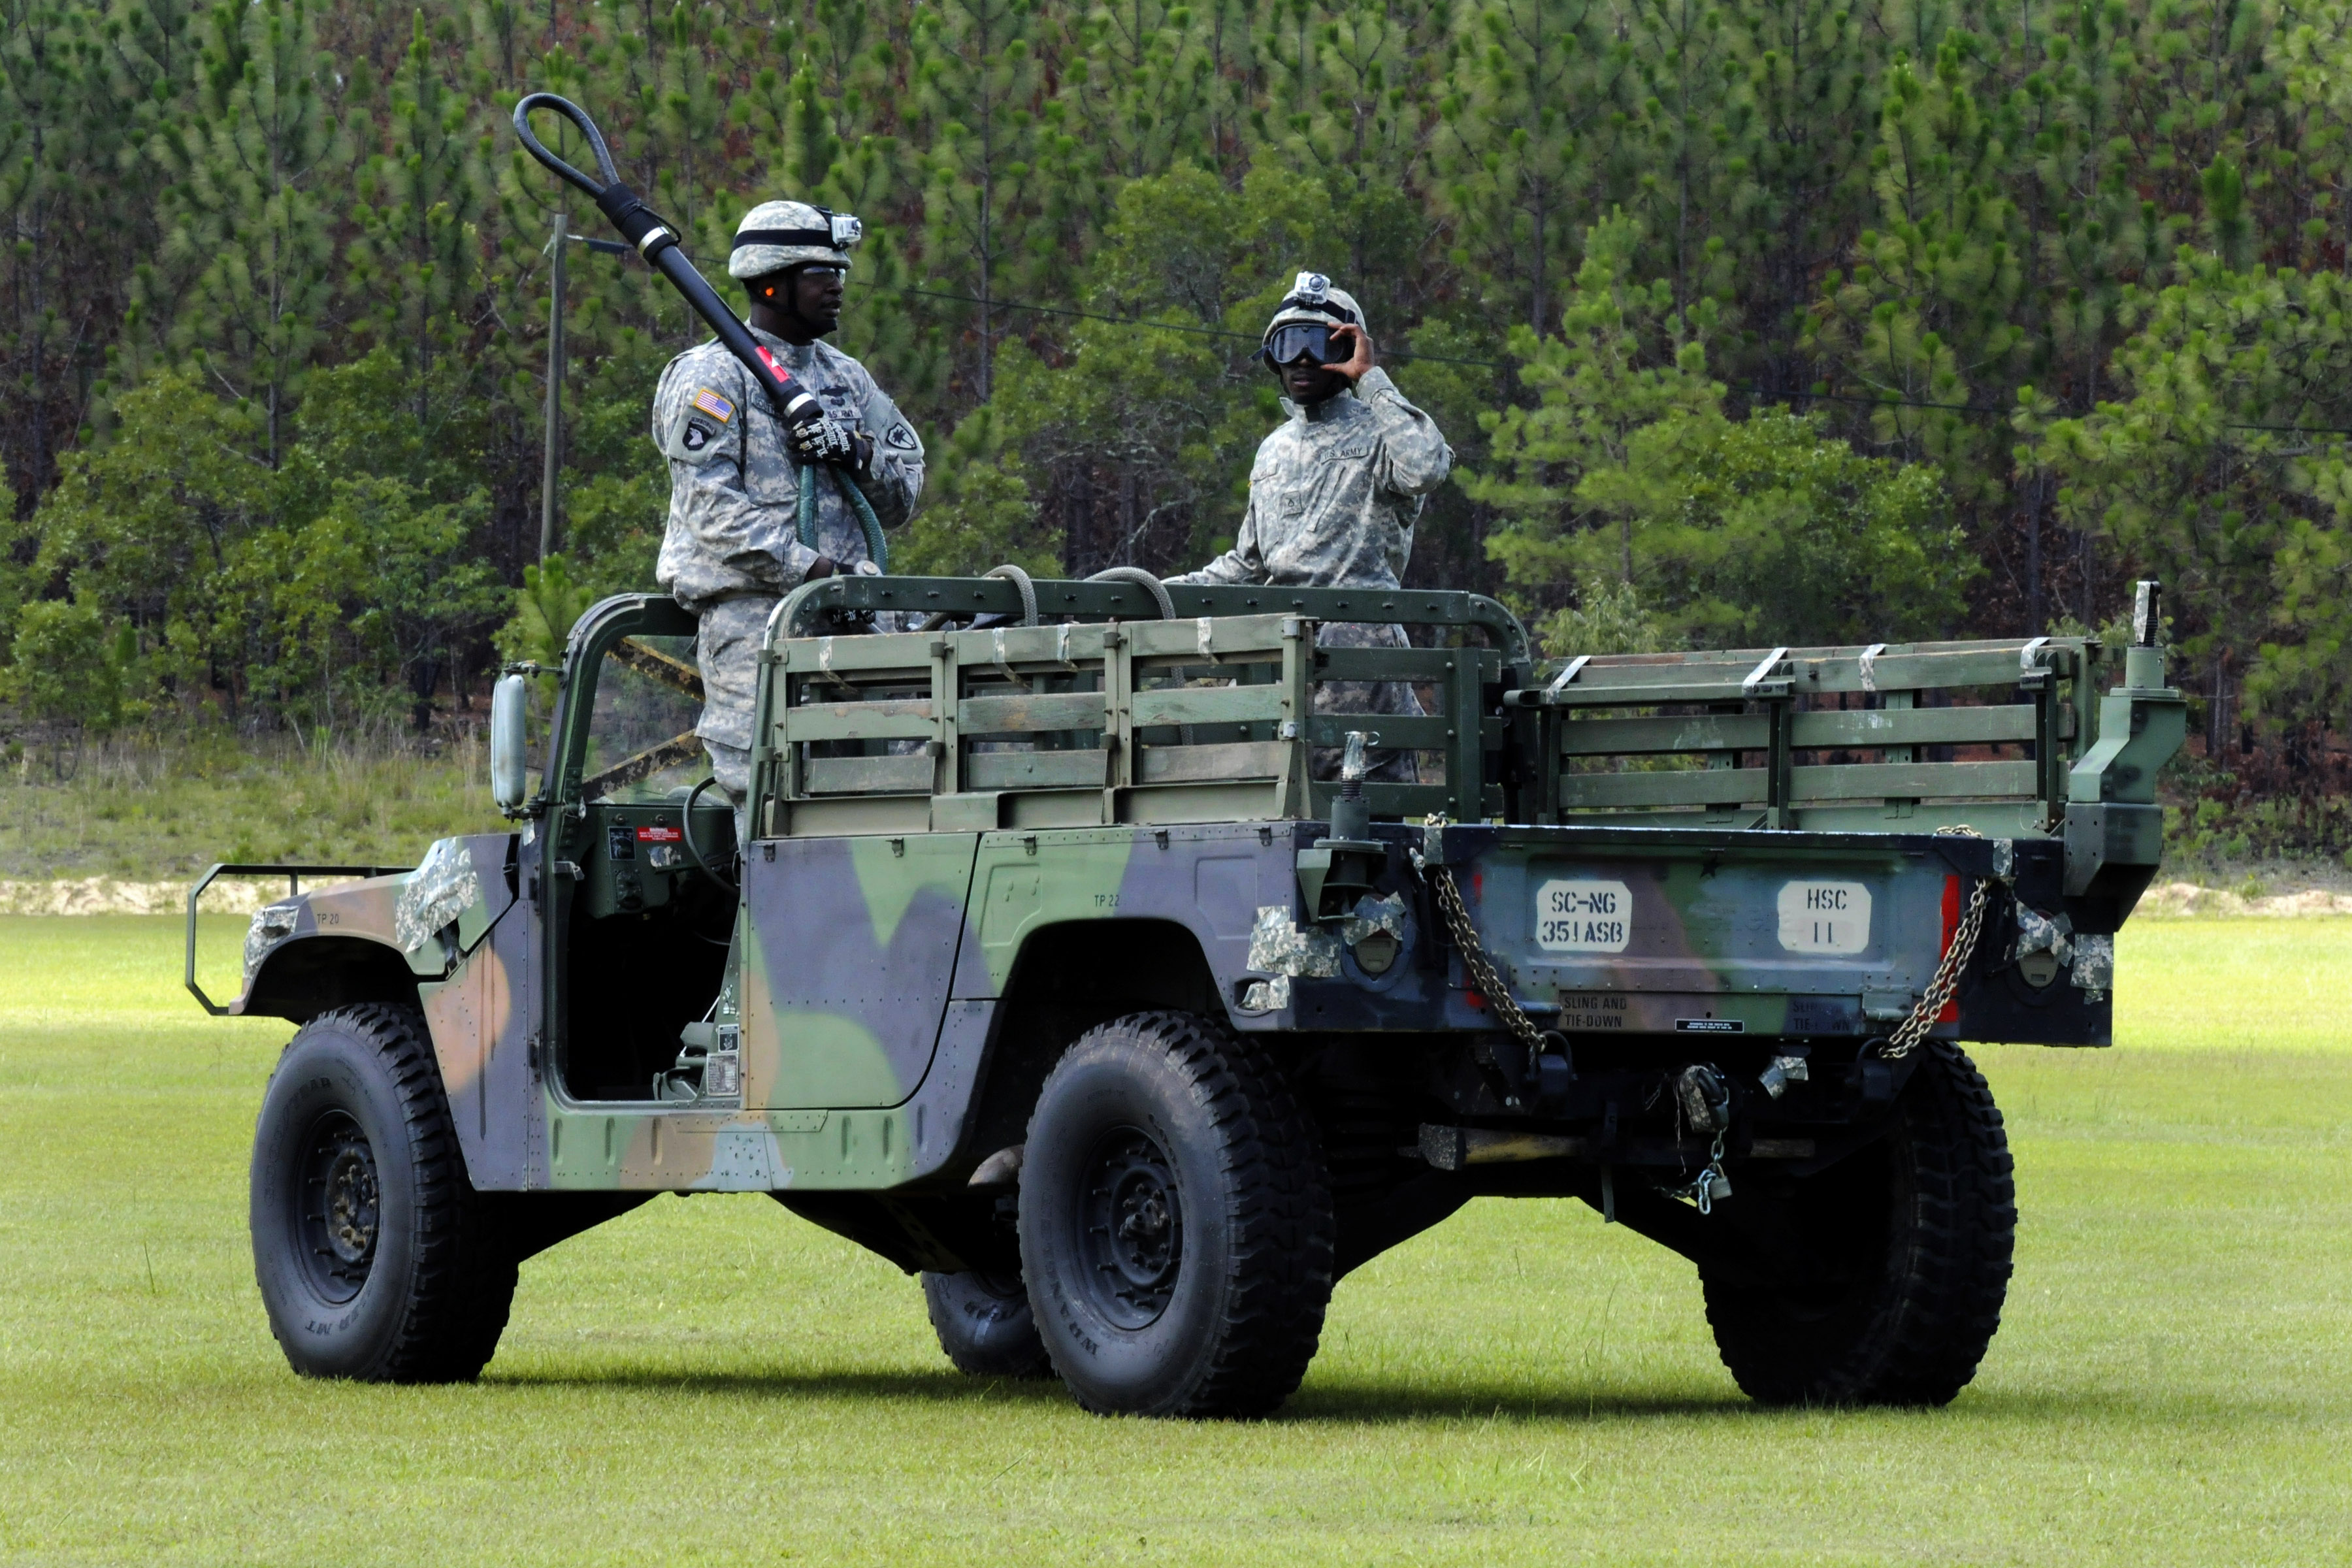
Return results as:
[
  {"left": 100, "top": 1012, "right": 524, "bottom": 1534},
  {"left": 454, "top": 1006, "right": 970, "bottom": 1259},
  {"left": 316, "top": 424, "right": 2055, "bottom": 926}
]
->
[{"left": 682, "top": 777, "right": 736, "bottom": 892}]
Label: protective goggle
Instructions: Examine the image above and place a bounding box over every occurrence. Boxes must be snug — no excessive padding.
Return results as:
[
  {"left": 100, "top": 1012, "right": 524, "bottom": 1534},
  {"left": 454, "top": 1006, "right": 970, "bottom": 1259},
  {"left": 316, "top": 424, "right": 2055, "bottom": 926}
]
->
[{"left": 1262, "top": 323, "right": 1334, "bottom": 368}]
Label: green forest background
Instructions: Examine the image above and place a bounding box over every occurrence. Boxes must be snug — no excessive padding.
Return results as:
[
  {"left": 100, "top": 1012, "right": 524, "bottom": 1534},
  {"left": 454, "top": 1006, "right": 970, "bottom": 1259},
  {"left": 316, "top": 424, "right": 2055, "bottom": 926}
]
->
[{"left": 4, "top": 0, "right": 2351, "bottom": 856}]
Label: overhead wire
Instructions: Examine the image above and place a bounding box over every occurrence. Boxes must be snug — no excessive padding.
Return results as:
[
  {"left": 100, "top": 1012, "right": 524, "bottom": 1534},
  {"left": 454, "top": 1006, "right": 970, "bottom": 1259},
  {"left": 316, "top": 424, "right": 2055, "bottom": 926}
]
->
[{"left": 836, "top": 276, "right": 2352, "bottom": 438}]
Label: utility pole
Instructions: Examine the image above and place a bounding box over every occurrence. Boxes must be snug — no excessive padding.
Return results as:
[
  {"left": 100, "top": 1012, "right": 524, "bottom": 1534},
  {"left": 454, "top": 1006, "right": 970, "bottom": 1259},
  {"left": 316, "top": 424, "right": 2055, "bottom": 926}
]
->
[
  {"left": 538, "top": 214, "right": 625, "bottom": 564},
  {"left": 540, "top": 210, "right": 568, "bottom": 564}
]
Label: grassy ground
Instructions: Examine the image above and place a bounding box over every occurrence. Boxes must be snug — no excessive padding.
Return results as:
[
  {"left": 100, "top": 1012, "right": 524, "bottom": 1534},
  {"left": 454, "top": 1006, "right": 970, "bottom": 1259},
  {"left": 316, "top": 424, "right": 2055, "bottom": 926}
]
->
[
  {"left": 1, "top": 917, "right": 2346, "bottom": 1565},
  {"left": 0, "top": 733, "right": 503, "bottom": 881}
]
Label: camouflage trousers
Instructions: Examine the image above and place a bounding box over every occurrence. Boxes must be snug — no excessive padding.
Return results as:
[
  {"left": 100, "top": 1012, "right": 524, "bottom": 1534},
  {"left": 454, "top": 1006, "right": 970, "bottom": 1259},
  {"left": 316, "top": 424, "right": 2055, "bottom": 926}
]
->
[
  {"left": 1313, "top": 621, "right": 1423, "bottom": 785},
  {"left": 694, "top": 593, "right": 921, "bottom": 840},
  {"left": 693, "top": 595, "right": 777, "bottom": 841}
]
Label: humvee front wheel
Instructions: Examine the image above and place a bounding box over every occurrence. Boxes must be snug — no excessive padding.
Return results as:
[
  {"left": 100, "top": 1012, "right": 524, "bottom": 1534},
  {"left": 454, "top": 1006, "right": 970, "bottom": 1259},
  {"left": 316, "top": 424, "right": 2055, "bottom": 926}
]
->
[
  {"left": 922, "top": 1271, "right": 1053, "bottom": 1379},
  {"left": 1018, "top": 1011, "right": 1334, "bottom": 1418},
  {"left": 250, "top": 1003, "right": 515, "bottom": 1381},
  {"left": 1703, "top": 1041, "right": 2016, "bottom": 1406}
]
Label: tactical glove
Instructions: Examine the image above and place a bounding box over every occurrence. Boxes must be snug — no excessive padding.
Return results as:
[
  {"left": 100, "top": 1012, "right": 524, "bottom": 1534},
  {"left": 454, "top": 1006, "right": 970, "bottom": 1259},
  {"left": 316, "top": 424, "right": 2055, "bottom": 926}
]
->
[{"left": 789, "top": 417, "right": 872, "bottom": 474}]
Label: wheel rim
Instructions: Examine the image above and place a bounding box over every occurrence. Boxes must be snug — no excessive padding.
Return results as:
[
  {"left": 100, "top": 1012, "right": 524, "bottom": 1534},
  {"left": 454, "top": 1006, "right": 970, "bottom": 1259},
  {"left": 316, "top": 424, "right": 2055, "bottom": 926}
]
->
[
  {"left": 1079, "top": 1126, "right": 1183, "bottom": 1330},
  {"left": 295, "top": 1111, "right": 379, "bottom": 1304}
]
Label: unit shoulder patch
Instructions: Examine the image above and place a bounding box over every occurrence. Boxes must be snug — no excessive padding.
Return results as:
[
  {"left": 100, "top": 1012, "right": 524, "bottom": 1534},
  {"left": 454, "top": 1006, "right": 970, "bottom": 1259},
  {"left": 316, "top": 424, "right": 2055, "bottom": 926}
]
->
[
  {"left": 882, "top": 420, "right": 919, "bottom": 451},
  {"left": 683, "top": 420, "right": 713, "bottom": 452}
]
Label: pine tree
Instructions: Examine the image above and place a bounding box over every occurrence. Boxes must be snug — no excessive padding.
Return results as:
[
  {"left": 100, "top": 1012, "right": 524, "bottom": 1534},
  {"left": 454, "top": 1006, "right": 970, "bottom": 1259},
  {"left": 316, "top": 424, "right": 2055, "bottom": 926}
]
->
[
  {"left": 1433, "top": 0, "right": 1615, "bottom": 333},
  {"left": 1061, "top": 0, "right": 1215, "bottom": 184},
  {"left": 1473, "top": 213, "right": 1722, "bottom": 602},
  {"left": 1262, "top": 0, "right": 1446, "bottom": 320},
  {"left": 157, "top": 0, "right": 346, "bottom": 466},
  {"left": 348, "top": 10, "right": 483, "bottom": 436},
  {"left": 0, "top": 1, "right": 151, "bottom": 511},
  {"left": 915, "top": 0, "right": 1043, "bottom": 399}
]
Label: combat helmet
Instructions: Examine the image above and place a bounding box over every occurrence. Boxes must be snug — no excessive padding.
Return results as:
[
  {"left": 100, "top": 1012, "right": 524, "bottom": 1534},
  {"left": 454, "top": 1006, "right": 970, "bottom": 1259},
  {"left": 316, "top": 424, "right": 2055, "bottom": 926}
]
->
[
  {"left": 728, "top": 199, "right": 864, "bottom": 280},
  {"left": 1263, "top": 271, "right": 1367, "bottom": 344}
]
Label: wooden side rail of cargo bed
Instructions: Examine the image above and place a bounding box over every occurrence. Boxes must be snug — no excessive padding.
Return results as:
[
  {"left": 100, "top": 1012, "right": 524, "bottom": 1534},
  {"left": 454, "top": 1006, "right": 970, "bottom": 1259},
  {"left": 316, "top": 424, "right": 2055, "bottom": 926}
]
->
[
  {"left": 749, "top": 606, "right": 1513, "bottom": 838},
  {"left": 1509, "top": 636, "right": 2107, "bottom": 834}
]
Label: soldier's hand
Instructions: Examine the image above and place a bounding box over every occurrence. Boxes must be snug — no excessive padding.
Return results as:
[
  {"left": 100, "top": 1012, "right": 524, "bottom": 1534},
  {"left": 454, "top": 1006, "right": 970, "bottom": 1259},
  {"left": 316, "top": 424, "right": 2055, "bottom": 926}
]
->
[
  {"left": 789, "top": 417, "right": 868, "bottom": 471},
  {"left": 1322, "top": 323, "right": 1375, "bottom": 382},
  {"left": 804, "top": 555, "right": 840, "bottom": 581}
]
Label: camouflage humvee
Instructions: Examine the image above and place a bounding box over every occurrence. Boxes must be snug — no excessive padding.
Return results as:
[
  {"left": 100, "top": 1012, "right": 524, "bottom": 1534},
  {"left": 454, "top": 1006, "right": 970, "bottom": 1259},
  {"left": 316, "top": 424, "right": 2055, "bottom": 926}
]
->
[{"left": 192, "top": 574, "right": 2185, "bottom": 1416}]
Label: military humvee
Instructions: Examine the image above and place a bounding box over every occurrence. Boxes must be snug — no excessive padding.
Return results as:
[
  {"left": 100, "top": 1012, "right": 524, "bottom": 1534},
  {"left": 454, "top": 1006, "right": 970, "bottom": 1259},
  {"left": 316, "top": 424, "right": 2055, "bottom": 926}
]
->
[{"left": 189, "top": 572, "right": 2184, "bottom": 1416}]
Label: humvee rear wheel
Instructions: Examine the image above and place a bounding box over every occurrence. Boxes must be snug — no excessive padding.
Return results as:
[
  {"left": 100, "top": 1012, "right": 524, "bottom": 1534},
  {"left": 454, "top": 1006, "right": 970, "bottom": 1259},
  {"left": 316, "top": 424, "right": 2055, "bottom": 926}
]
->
[
  {"left": 1017, "top": 1011, "right": 1334, "bottom": 1418},
  {"left": 922, "top": 1271, "right": 1053, "bottom": 1379},
  {"left": 250, "top": 1003, "right": 516, "bottom": 1382},
  {"left": 1702, "top": 1041, "right": 2016, "bottom": 1407}
]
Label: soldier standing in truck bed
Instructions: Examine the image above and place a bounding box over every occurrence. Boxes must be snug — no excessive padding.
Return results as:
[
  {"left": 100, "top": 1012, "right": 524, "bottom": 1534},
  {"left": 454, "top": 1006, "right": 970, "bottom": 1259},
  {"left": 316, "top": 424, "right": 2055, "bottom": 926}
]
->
[
  {"left": 652, "top": 200, "right": 926, "bottom": 830},
  {"left": 1169, "top": 272, "right": 1452, "bottom": 781}
]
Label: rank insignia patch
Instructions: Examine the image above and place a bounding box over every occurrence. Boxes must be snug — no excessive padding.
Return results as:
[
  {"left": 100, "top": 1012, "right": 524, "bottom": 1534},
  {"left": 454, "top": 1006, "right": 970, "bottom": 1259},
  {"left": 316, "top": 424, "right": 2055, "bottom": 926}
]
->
[{"left": 690, "top": 387, "right": 736, "bottom": 423}]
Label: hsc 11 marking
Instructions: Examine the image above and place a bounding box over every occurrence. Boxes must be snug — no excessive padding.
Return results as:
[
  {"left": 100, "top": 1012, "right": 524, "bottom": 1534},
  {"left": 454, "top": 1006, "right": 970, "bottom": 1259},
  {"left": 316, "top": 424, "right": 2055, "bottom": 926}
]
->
[
  {"left": 1776, "top": 879, "right": 1873, "bottom": 955},
  {"left": 1534, "top": 879, "right": 1633, "bottom": 953}
]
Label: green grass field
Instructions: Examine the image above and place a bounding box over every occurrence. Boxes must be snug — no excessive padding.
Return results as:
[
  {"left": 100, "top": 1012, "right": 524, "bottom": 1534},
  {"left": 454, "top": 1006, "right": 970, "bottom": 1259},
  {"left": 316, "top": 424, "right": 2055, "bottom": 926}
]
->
[{"left": 2, "top": 915, "right": 2347, "bottom": 1565}]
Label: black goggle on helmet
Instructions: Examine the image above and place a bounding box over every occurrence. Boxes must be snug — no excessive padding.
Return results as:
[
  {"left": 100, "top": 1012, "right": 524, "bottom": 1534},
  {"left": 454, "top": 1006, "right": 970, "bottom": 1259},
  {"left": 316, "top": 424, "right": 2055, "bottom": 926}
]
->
[{"left": 1261, "top": 322, "right": 1335, "bottom": 368}]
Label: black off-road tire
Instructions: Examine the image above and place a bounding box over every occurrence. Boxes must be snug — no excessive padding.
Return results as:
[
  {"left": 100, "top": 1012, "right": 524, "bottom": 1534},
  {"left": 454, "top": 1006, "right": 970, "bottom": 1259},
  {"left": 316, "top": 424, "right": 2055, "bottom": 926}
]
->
[
  {"left": 1703, "top": 1041, "right": 2016, "bottom": 1407},
  {"left": 250, "top": 1002, "right": 517, "bottom": 1381},
  {"left": 922, "top": 1271, "right": 1054, "bottom": 1379},
  {"left": 1018, "top": 1011, "right": 1335, "bottom": 1418}
]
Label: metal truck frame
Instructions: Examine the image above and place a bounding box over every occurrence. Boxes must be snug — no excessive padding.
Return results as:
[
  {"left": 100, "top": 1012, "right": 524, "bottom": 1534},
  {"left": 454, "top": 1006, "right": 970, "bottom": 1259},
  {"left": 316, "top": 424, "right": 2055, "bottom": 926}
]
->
[{"left": 195, "top": 574, "right": 2186, "bottom": 1416}]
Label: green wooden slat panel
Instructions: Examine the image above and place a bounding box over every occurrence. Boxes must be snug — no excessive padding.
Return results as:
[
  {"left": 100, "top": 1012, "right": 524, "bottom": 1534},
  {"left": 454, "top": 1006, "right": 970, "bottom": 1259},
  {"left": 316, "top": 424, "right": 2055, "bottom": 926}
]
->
[
  {"left": 801, "top": 754, "right": 936, "bottom": 795},
  {"left": 781, "top": 635, "right": 934, "bottom": 674},
  {"left": 1125, "top": 614, "right": 1294, "bottom": 659},
  {"left": 1789, "top": 705, "right": 2038, "bottom": 749},
  {"left": 1550, "top": 679, "right": 1778, "bottom": 706},
  {"left": 958, "top": 691, "right": 1103, "bottom": 733},
  {"left": 1558, "top": 713, "right": 1771, "bottom": 755},
  {"left": 947, "top": 623, "right": 1114, "bottom": 664},
  {"left": 1136, "top": 740, "right": 1288, "bottom": 783},
  {"left": 1313, "top": 647, "right": 1473, "bottom": 683},
  {"left": 782, "top": 699, "right": 936, "bottom": 742},
  {"left": 1129, "top": 684, "right": 1287, "bottom": 727},
  {"left": 1558, "top": 769, "right": 1763, "bottom": 809},
  {"left": 1304, "top": 713, "right": 1454, "bottom": 747},
  {"left": 1789, "top": 759, "right": 2040, "bottom": 801},
  {"left": 965, "top": 749, "right": 1108, "bottom": 791},
  {"left": 1544, "top": 640, "right": 2088, "bottom": 700}
]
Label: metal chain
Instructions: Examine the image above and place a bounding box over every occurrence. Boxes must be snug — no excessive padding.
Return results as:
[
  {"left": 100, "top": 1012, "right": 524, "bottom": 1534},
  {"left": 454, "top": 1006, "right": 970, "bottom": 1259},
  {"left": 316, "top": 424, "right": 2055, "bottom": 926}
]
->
[
  {"left": 1880, "top": 826, "right": 1991, "bottom": 1060},
  {"left": 1411, "top": 826, "right": 1546, "bottom": 1057}
]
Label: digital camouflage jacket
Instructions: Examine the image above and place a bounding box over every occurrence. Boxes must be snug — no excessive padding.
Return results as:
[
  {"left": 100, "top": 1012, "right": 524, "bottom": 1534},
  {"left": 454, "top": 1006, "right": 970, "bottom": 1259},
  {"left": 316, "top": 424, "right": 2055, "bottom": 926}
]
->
[
  {"left": 1170, "top": 367, "right": 1452, "bottom": 591},
  {"left": 651, "top": 327, "right": 925, "bottom": 612}
]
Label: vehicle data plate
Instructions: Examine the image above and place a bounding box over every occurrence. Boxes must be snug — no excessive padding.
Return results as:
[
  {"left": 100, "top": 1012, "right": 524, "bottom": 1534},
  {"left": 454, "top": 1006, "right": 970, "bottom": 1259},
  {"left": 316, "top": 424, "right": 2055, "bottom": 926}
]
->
[
  {"left": 1776, "top": 879, "right": 1873, "bottom": 954},
  {"left": 1534, "top": 878, "right": 1633, "bottom": 953}
]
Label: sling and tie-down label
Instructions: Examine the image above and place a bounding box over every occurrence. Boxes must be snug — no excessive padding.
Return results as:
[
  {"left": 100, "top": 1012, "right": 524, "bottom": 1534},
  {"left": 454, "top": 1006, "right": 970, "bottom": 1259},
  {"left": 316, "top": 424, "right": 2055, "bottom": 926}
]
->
[
  {"left": 1776, "top": 880, "right": 1873, "bottom": 954},
  {"left": 1533, "top": 879, "right": 1634, "bottom": 953}
]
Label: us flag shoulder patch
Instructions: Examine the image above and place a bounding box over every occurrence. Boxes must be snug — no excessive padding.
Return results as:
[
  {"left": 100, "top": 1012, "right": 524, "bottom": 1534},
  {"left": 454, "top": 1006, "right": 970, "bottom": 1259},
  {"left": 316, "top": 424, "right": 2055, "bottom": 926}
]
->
[{"left": 690, "top": 387, "right": 736, "bottom": 423}]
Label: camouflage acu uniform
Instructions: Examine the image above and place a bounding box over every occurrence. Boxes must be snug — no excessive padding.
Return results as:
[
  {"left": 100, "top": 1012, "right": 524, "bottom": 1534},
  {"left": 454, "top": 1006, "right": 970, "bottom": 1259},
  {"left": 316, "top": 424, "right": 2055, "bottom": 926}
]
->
[
  {"left": 1171, "top": 344, "right": 1452, "bottom": 781},
  {"left": 653, "top": 326, "right": 924, "bottom": 812}
]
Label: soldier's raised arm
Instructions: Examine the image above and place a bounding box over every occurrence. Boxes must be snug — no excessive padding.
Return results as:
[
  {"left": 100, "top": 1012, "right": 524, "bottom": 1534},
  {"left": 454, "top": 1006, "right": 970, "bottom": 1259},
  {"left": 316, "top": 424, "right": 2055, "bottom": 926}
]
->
[{"left": 1353, "top": 364, "right": 1453, "bottom": 498}]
